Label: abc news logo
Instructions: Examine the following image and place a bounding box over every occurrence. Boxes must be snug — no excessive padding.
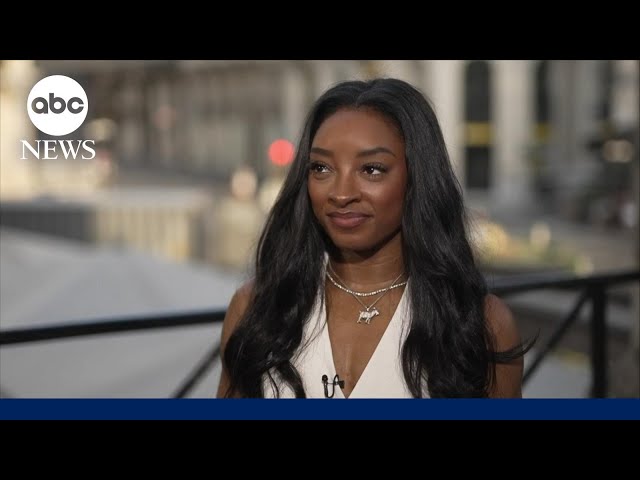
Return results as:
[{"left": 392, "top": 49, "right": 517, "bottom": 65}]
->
[
  {"left": 31, "top": 92, "right": 85, "bottom": 114},
  {"left": 21, "top": 75, "right": 96, "bottom": 160}
]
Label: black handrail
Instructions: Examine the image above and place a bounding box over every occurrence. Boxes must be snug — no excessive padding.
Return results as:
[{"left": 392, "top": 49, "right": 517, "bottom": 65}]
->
[
  {"left": 1, "top": 268, "right": 639, "bottom": 398},
  {"left": 489, "top": 269, "right": 640, "bottom": 295},
  {"left": 0, "top": 309, "right": 226, "bottom": 345},
  {"left": 521, "top": 290, "right": 590, "bottom": 385},
  {"left": 491, "top": 269, "right": 640, "bottom": 398},
  {"left": 172, "top": 344, "right": 221, "bottom": 398}
]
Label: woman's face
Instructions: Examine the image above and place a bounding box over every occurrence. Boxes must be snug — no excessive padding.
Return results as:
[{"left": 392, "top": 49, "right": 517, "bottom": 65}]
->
[{"left": 307, "top": 107, "right": 407, "bottom": 254}]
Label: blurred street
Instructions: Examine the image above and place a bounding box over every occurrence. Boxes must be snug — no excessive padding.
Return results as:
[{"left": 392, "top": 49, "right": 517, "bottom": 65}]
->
[
  {"left": 1, "top": 207, "right": 637, "bottom": 397},
  {"left": 0, "top": 227, "right": 242, "bottom": 398}
]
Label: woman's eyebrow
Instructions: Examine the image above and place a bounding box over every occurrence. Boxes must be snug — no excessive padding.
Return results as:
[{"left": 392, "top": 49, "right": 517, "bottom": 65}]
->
[
  {"left": 356, "top": 146, "right": 396, "bottom": 158},
  {"left": 310, "top": 147, "right": 333, "bottom": 157},
  {"left": 309, "top": 146, "right": 396, "bottom": 158}
]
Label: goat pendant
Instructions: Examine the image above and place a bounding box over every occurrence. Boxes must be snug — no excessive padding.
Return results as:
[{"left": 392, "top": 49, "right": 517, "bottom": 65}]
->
[{"left": 357, "top": 307, "right": 380, "bottom": 325}]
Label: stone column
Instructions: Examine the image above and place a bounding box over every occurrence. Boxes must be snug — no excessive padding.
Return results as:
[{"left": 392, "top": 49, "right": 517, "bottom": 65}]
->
[
  {"left": 0, "top": 60, "right": 40, "bottom": 198},
  {"left": 312, "top": 61, "right": 338, "bottom": 97},
  {"left": 425, "top": 60, "right": 465, "bottom": 184},
  {"left": 281, "top": 63, "right": 307, "bottom": 145},
  {"left": 492, "top": 60, "right": 535, "bottom": 214},
  {"left": 377, "top": 60, "right": 418, "bottom": 84}
]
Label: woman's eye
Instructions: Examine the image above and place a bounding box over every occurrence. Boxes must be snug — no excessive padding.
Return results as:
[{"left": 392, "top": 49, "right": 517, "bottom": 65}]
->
[
  {"left": 309, "top": 162, "right": 329, "bottom": 174},
  {"left": 363, "top": 164, "right": 386, "bottom": 176}
]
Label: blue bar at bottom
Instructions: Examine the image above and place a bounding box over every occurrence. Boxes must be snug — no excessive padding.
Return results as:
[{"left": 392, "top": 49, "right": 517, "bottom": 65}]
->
[{"left": 1, "top": 398, "right": 639, "bottom": 420}]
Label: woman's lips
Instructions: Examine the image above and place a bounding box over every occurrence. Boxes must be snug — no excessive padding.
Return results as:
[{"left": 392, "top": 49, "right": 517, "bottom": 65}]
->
[{"left": 327, "top": 213, "right": 370, "bottom": 229}]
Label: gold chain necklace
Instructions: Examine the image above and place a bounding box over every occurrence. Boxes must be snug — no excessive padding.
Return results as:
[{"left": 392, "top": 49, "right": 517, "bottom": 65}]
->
[
  {"left": 326, "top": 263, "right": 408, "bottom": 296},
  {"left": 326, "top": 264, "right": 406, "bottom": 324}
]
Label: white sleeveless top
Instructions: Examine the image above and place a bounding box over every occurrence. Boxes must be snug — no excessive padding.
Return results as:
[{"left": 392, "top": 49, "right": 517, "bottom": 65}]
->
[{"left": 263, "top": 257, "right": 429, "bottom": 398}]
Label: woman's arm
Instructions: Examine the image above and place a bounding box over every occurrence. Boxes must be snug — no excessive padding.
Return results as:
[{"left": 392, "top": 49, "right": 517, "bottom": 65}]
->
[
  {"left": 215, "top": 280, "right": 255, "bottom": 398},
  {"left": 484, "top": 294, "right": 524, "bottom": 398}
]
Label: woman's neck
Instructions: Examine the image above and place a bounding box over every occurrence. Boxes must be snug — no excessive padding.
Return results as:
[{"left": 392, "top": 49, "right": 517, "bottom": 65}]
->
[{"left": 327, "top": 236, "right": 406, "bottom": 290}]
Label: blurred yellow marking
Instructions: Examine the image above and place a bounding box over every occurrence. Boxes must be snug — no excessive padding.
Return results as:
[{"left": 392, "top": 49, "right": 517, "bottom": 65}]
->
[
  {"left": 465, "top": 122, "right": 493, "bottom": 146},
  {"left": 554, "top": 348, "right": 589, "bottom": 367}
]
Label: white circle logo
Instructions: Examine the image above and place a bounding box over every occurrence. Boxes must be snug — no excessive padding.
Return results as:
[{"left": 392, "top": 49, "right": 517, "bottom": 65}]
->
[{"left": 27, "top": 75, "right": 88, "bottom": 136}]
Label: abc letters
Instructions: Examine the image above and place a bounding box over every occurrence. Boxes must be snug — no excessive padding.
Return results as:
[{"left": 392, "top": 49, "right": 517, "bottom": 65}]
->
[{"left": 31, "top": 92, "right": 85, "bottom": 115}]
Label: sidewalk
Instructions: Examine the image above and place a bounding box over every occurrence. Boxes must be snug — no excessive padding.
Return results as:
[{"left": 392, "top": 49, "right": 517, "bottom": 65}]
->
[{"left": 0, "top": 227, "right": 243, "bottom": 398}]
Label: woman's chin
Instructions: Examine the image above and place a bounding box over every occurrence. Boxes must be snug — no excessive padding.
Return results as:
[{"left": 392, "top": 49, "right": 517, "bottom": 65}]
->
[
  {"left": 326, "top": 228, "right": 402, "bottom": 256},
  {"left": 328, "top": 238, "right": 378, "bottom": 255}
]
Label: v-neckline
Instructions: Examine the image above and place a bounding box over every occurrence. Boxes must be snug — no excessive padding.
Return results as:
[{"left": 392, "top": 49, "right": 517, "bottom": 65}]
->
[{"left": 320, "top": 282, "right": 408, "bottom": 399}]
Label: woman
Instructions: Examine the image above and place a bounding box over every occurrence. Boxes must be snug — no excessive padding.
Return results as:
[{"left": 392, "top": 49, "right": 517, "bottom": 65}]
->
[{"left": 216, "top": 78, "right": 533, "bottom": 398}]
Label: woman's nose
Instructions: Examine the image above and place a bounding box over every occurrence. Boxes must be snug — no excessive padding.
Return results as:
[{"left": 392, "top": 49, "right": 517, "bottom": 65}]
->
[{"left": 328, "top": 172, "right": 360, "bottom": 206}]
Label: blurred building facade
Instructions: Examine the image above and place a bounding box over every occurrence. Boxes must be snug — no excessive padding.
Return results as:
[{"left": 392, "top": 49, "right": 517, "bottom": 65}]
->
[
  {"left": 3, "top": 60, "right": 637, "bottom": 224},
  {"left": 1, "top": 60, "right": 638, "bottom": 225}
]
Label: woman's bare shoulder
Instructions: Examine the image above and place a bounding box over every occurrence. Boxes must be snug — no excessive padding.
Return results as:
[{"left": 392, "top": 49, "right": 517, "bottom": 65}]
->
[
  {"left": 234, "top": 278, "right": 256, "bottom": 308},
  {"left": 484, "top": 293, "right": 524, "bottom": 398},
  {"left": 484, "top": 293, "right": 521, "bottom": 350},
  {"left": 222, "top": 278, "right": 256, "bottom": 338},
  {"left": 216, "top": 278, "right": 256, "bottom": 398}
]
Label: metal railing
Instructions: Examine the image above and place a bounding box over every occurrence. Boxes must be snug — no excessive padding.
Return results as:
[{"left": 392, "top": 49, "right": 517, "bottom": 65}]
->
[
  {"left": 491, "top": 269, "right": 639, "bottom": 398},
  {"left": 1, "top": 269, "right": 638, "bottom": 398}
]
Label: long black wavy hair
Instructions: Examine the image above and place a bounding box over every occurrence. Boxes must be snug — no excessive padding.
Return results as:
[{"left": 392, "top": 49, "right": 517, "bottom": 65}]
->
[{"left": 223, "top": 77, "right": 530, "bottom": 397}]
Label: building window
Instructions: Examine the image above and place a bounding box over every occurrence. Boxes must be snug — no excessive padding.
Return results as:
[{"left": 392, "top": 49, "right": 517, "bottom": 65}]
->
[
  {"left": 535, "top": 60, "right": 550, "bottom": 142},
  {"left": 597, "top": 60, "right": 615, "bottom": 135},
  {"left": 464, "top": 61, "right": 492, "bottom": 190},
  {"left": 531, "top": 60, "right": 553, "bottom": 195}
]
